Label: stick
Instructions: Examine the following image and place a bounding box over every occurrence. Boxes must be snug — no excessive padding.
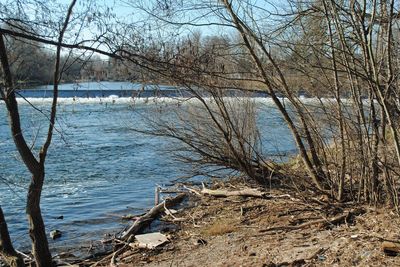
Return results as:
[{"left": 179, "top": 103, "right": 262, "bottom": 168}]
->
[
  {"left": 110, "top": 245, "right": 127, "bottom": 267},
  {"left": 155, "top": 185, "right": 160, "bottom": 206},
  {"left": 16, "top": 250, "right": 32, "bottom": 261}
]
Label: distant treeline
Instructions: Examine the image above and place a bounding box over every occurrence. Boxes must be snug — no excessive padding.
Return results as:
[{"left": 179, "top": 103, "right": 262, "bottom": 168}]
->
[
  {"left": 3, "top": 24, "right": 366, "bottom": 98},
  {"left": 7, "top": 39, "right": 143, "bottom": 87},
  {"left": 4, "top": 28, "right": 323, "bottom": 95},
  {"left": 2, "top": 24, "right": 149, "bottom": 87}
]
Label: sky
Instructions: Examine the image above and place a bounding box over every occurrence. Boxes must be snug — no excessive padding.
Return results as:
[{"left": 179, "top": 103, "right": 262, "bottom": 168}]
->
[{"left": 0, "top": 0, "right": 280, "bottom": 58}]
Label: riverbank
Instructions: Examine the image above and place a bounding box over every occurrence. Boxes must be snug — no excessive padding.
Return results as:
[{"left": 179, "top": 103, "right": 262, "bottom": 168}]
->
[{"left": 70, "top": 181, "right": 400, "bottom": 267}]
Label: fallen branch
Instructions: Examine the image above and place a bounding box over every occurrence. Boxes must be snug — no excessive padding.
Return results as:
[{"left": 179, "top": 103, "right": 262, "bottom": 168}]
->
[
  {"left": 163, "top": 202, "right": 186, "bottom": 222},
  {"left": 120, "top": 193, "right": 186, "bottom": 241},
  {"left": 277, "top": 208, "right": 318, "bottom": 217},
  {"left": 260, "top": 208, "right": 365, "bottom": 233}
]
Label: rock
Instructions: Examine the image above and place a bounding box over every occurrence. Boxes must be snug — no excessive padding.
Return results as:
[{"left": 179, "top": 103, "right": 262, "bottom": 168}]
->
[
  {"left": 55, "top": 215, "right": 64, "bottom": 220},
  {"left": 382, "top": 241, "right": 400, "bottom": 256},
  {"left": 50, "top": 230, "right": 62, "bottom": 240},
  {"left": 56, "top": 252, "right": 76, "bottom": 259},
  {"left": 193, "top": 238, "right": 207, "bottom": 246},
  {"left": 318, "top": 255, "right": 327, "bottom": 261},
  {"left": 132, "top": 232, "right": 169, "bottom": 249}
]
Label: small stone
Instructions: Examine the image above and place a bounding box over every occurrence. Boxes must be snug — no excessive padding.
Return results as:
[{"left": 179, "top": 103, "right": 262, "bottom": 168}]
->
[
  {"left": 318, "top": 255, "right": 327, "bottom": 261},
  {"left": 194, "top": 238, "right": 207, "bottom": 246},
  {"left": 50, "top": 230, "right": 62, "bottom": 240},
  {"left": 249, "top": 252, "right": 256, "bottom": 256},
  {"left": 56, "top": 252, "right": 76, "bottom": 259}
]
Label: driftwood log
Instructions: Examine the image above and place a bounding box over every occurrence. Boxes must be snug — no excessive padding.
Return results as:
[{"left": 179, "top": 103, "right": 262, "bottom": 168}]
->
[
  {"left": 120, "top": 193, "right": 186, "bottom": 241},
  {"left": 192, "top": 183, "right": 266, "bottom": 198}
]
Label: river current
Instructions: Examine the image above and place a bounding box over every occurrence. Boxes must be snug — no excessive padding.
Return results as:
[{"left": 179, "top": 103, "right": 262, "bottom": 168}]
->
[{"left": 0, "top": 82, "right": 295, "bottom": 252}]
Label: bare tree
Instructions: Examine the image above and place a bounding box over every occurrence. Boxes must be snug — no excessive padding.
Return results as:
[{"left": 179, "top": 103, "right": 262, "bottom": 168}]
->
[{"left": 0, "top": 1, "right": 77, "bottom": 265}]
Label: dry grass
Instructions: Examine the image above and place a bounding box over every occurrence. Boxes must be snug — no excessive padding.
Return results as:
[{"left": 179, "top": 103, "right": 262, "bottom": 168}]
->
[{"left": 201, "top": 219, "right": 237, "bottom": 236}]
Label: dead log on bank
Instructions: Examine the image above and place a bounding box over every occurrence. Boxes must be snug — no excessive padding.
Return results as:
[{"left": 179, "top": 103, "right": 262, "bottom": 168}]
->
[
  {"left": 190, "top": 183, "right": 266, "bottom": 198},
  {"left": 120, "top": 193, "right": 186, "bottom": 241}
]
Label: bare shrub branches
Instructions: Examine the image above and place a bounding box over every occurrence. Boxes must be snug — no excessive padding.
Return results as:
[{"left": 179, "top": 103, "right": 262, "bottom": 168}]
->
[
  {"left": 131, "top": 0, "right": 400, "bottom": 207},
  {"left": 136, "top": 86, "right": 276, "bottom": 184}
]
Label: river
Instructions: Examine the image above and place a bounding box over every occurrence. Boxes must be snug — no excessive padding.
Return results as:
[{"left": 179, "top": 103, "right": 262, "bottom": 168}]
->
[{"left": 0, "top": 82, "right": 295, "bottom": 253}]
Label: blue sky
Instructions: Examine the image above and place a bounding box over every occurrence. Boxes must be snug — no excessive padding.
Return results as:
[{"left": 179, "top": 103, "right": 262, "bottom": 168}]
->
[{"left": 0, "top": 0, "right": 280, "bottom": 57}]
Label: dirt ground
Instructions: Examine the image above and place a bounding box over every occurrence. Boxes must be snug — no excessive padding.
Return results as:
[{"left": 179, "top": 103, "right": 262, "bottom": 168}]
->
[{"left": 81, "top": 183, "right": 400, "bottom": 267}]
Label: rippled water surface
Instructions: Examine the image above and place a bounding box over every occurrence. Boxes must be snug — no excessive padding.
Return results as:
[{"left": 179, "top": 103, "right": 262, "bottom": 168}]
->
[{"left": 0, "top": 83, "right": 296, "bottom": 251}]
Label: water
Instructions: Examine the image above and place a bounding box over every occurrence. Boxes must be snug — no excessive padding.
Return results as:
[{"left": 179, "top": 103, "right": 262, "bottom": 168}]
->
[
  {"left": 19, "top": 81, "right": 187, "bottom": 98},
  {"left": 31, "top": 81, "right": 177, "bottom": 91},
  {"left": 0, "top": 82, "right": 295, "bottom": 252}
]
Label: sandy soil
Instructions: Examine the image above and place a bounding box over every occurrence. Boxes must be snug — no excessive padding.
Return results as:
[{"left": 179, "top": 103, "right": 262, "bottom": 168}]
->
[{"left": 85, "top": 184, "right": 400, "bottom": 267}]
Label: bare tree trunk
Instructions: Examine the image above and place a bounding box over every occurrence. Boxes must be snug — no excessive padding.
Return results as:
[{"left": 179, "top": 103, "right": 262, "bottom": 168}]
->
[
  {"left": 0, "top": 1, "right": 76, "bottom": 265},
  {"left": 26, "top": 170, "right": 53, "bottom": 266},
  {"left": 0, "top": 206, "right": 24, "bottom": 267},
  {"left": 27, "top": 1, "right": 77, "bottom": 265},
  {"left": 0, "top": 31, "right": 54, "bottom": 267}
]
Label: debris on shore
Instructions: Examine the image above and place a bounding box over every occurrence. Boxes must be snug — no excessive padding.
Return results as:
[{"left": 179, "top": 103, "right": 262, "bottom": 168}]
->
[{"left": 64, "top": 181, "right": 400, "bottom": 267}]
